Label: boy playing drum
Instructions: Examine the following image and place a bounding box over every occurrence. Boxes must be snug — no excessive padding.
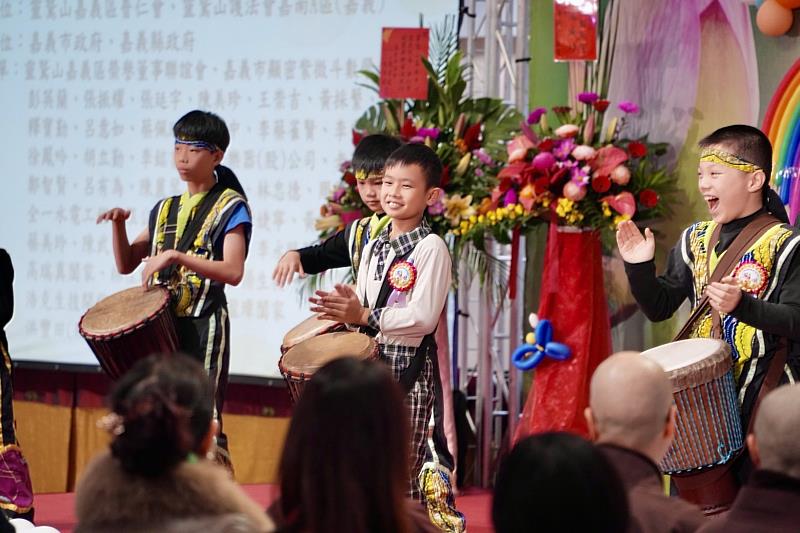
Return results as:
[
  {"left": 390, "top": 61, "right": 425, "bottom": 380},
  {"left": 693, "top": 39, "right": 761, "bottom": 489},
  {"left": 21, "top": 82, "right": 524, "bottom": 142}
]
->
[{"left": 618, "top": 124, "right": 800, "bottom": 509}]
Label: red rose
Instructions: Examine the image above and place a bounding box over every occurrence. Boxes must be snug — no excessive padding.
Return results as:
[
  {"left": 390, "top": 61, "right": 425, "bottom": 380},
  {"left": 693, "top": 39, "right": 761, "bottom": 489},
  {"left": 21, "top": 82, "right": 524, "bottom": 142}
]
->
[
  {"left": 533, "top": 176, "right": 550, "bottom": 194},
  {"left": 352, "top": 129, "right": 364, "bottom": 147},
  {"left": 400, "top": 117, "right": 417, "bottom": 141},
  {"left": 463, "top": 123, "right": 483, "bottom": 151},
  {"left": 593, "top": 99, "right": 610, "bottom": 112},
  {"left": 639, "top": 188, "right": 659, "bottom": 208},
  {"left": 538, "top": 138, "right": 555, "bottom": 152},
  {"left": 628, "top": 141, "right": 648, "bottom": 158},
  {"left": 343, "top": 171, "right": 357, "bottom": 186},
  {"left": 591, "top": 175, "right": 611, "bottom": 193}
]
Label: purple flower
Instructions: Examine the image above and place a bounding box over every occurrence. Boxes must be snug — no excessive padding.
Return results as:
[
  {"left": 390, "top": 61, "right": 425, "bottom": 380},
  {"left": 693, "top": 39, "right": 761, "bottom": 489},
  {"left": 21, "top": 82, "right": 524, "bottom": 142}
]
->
[
  {"left": 339, "top": 160, "right": 352, "bottom": 172},
  {"left": 578, "top": 92, "right": 599, "bottom": 104},
  {"left": 475, "top": 168, "right": 484, "bottom": 177},
  {"left": 570, "top": 164, "right": 589, "bottom": 183},
  {"left": 527, "top": 107, "right": 547, "bottom": 125},
  {"left": 332, "top": 187, "right": 346, "bottom": 202},
  {"left": 504, "top": 188, "right": 518, "bottom": 206},
  {"left": 428, "top": 199, "right": 445, "bottom": 215},
  {"left": 472, "top": 148, "right": 493, "bottom": 166},
  {"left": 408, "top": 136, "right": 425, "bottom": 144},
  {"left": 553, "top": 138, "right": 576, "bottom": 160},
  {"left": 418, "top": 127, "right": 440, "bottom": 140},
  {"left": 618, "top": 101, "right": 640, "bottom": 114}
]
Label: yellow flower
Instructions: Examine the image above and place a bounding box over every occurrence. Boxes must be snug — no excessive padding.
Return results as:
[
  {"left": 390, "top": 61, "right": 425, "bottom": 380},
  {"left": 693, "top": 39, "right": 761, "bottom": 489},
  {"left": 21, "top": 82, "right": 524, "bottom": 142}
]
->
[
  {"left": 541, "top": 196, "right": 551, "bottom": 208},
  {"left": 443, "top": 194, "right": 476, "bottom": 227},
  {"left": 555, "top": 198, "right": 575, "bottom": 218},
  {"left": 613, "top": 214, "right": 632, "bottom": 227},
  {"left": 469, "top": 215, "right": 477, "bottom": 224},
  {"left": 514, "top": 204, "right": 524, "bottom": 215},
  {"left": 314, "top": 214, "right": 342, "bottom": 232},
  {"left": 478, "top": 214, "right": 485, "bottom": 224},
  {"left": 602, "top": 201, "right": 612, "bottom": 218},
  {"left": 452, "top": 229, "right": 461, "bottom": 236},
  {"left": 454, "top": 153, "right": 472, "bottom": 176}
]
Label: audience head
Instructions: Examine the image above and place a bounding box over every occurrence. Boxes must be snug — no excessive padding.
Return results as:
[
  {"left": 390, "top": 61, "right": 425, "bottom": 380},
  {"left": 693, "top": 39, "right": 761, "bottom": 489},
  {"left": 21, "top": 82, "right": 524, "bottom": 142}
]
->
[
  {"left": 748, "top": 384, "right": 800, "bottom": 479},
  {"left": 493, "top": 432, "right": 629, "bottom": 533},
  {"left": 279, "top": 357, "right": 411, "bottom": 533},
  {"left": 105, "top": 353, "right": 215, "bottom": 478},
  {"left": 586, "top": 351, "right": 675, "bottom": 462}
]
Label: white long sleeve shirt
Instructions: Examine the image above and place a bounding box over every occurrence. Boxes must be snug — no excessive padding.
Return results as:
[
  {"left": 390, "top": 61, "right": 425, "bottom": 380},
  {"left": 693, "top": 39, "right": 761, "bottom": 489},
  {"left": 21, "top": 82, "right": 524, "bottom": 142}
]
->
[{"left": 356, "top": 225, "right": 451, "bottom": 348}]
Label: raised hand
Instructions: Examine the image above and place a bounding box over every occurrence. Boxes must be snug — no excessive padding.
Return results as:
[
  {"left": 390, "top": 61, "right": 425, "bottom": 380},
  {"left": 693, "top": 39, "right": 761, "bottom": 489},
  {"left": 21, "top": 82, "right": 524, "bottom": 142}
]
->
[
  {"left": 616, "top": 220, "right": 655, "bottom": 264},
  {"left": 272, "top": 250, "right": 305, "bottom": 287},
  {"left": 96, "top": 208, "right": 131, "bottom": 224}
]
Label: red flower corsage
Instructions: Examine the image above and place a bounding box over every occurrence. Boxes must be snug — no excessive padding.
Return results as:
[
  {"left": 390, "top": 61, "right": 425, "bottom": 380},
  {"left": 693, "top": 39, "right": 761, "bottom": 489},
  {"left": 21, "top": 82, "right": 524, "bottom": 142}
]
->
[
  {"left": 388, "top": 261, "right": 417, "bottom": 293},
  {"left": 732, "top": 260, "right": 768, "bottom": 294}
]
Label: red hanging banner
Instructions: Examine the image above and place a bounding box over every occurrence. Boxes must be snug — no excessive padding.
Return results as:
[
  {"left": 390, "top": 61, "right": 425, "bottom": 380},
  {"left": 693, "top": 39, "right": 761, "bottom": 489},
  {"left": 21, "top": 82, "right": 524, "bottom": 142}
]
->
[
  {"left": 553, "top": 0, "right": 598, "bottom": 62},
  {"left": 515, "top": 225, "right": 611, "bottom": 440},
  {"left": 379, "top": 28, "right": 430, "bottom": 100}
]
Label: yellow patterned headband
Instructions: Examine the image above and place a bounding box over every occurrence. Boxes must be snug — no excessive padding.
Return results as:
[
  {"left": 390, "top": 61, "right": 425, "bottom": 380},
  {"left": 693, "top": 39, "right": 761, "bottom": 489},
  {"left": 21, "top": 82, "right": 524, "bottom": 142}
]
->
[
  {"left": 354, "top": 169, "right": 384, "bottom": 181},
  {"left": 699, "top": 148, "right": 761, "bottom": 173}
]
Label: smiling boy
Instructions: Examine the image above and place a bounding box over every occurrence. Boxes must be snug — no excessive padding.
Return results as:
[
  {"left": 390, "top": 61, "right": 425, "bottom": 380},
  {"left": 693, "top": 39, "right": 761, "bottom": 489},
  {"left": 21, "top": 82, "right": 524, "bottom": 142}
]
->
[
  {"left": 310, "top": 143, "right": 465, "bottom": 532},
  {"left": 617, "top": 125, "right": 800, "bottom": 506}
]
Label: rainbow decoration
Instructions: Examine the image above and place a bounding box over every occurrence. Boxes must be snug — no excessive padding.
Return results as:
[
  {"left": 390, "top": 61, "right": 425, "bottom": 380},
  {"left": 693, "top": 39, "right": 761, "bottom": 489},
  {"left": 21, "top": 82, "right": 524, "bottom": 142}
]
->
[{"left": 763, "top": 58, "right": 800, "bottom": 222}]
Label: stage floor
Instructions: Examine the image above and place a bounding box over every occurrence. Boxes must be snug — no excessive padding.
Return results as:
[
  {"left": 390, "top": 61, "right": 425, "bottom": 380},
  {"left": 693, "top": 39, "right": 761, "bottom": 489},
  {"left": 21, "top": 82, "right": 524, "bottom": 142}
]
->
[{"left": 34, "top": 485, "right": 494, "bottom": 533}]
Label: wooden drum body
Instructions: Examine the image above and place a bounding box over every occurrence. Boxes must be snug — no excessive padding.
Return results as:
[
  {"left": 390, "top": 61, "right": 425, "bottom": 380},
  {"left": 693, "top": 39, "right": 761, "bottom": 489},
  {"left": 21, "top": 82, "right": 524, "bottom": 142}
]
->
[
  {"left": 79, "top": 286, "right": 179, "bottom": 380},
  {"left": 641, "top": 339, "right": 744, "bottom": 474},
  {"left": 278, "top": 331, "right": 377, "bottom": 403}
]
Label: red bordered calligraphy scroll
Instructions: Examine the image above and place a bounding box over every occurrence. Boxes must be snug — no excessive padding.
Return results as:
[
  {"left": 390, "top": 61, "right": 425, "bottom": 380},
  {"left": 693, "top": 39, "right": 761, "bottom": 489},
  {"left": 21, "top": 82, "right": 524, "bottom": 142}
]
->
[
  {"left": 379, "top": 28, "right": 429, "bottom": 100},
  {"left": 554, "top": 0, "right": 598, "bottom": 62}
]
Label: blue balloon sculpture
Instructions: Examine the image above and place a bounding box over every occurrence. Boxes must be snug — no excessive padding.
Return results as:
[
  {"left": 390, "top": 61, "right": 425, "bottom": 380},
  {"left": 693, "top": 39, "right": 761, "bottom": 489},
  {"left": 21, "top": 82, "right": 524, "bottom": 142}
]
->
[{"left": 512, "top": 318, "right": 571, "bottom": 371}]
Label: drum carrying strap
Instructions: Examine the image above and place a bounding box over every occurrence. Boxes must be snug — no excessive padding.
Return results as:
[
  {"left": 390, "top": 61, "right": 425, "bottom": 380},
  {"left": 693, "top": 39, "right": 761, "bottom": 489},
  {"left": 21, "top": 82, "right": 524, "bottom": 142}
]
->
[{"left": 157, "top": 182, "right": 226, "bottom": 284}]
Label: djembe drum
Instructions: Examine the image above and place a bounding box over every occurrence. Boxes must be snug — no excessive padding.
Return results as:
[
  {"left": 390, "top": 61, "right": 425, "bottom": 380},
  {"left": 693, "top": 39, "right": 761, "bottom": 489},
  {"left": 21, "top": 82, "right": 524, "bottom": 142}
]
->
[
  {"left": 79, "top": 286, "right": 179, "bottom": 380},
  {"left": 278, "top": 331, "right": 377, "bottom": 403},
  {"left": 641, "top": 338, "right": 744, "bottom": 514},
  {"left": 280, "top": 313, "right": 345, "bottom": 354}
]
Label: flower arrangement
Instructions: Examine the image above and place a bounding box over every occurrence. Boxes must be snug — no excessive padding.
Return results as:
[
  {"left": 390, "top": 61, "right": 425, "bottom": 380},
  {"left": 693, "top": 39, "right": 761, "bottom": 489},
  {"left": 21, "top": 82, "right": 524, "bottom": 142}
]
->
[{"left": 454, "top": 92, "right": 676, "bottom": 243}]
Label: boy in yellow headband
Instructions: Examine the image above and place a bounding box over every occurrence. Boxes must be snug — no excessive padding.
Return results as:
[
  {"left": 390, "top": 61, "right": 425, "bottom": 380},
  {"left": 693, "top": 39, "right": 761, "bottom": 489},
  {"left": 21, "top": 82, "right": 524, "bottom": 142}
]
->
[
  {"left": 617, "top": 124, "right": 800, "bottom": 509},
  {"left": 272, "top": 134, "right": 401, "bottom": 286}
]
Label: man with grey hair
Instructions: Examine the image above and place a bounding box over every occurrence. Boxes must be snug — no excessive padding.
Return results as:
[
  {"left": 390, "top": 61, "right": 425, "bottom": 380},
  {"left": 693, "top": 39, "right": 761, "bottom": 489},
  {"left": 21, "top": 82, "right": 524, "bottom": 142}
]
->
[
  {"left": 698, "top": 383, "right": 800, "bottom": 532},
  {"left": 585, "top": 351, "right": 705, "bottom": 532}
]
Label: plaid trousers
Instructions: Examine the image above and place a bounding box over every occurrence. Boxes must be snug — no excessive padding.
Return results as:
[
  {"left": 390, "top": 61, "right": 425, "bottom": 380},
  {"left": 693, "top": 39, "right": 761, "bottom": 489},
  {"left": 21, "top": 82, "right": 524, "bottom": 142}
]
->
[{"left": 381, "top": 343, "right": 465, "bottom": 532}]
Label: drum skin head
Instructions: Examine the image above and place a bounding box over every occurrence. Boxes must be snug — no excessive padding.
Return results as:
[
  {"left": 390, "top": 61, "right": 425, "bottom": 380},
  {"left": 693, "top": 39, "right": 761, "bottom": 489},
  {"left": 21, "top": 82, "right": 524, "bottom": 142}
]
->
[
  {"left": 80, "top": 286, "right": 169, "bottom": 336},
  {"left": 282, "top": 314, "right": 341, "bottom": 351},
  {"left": 280, "top": 332, "right": 376, "bottom": 375},
  {"left": 641, "top": 338, "right": 725, "bottom": 371},
  {"left": 641, "top": 338, "right": 732, "bottom": 391}
]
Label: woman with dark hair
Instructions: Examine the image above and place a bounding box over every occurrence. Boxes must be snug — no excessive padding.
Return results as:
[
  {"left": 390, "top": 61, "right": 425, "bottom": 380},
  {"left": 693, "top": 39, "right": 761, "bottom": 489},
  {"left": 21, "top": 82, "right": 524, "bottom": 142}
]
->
[
  {"left": 74, "top": 354, "right": 273, "bottom": 532},
  {"left": 493, "top": 432, "right": 630, "bottom": 533},
  {"left": 274, "top": 357, "right": 436, "bottom": 533}
]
